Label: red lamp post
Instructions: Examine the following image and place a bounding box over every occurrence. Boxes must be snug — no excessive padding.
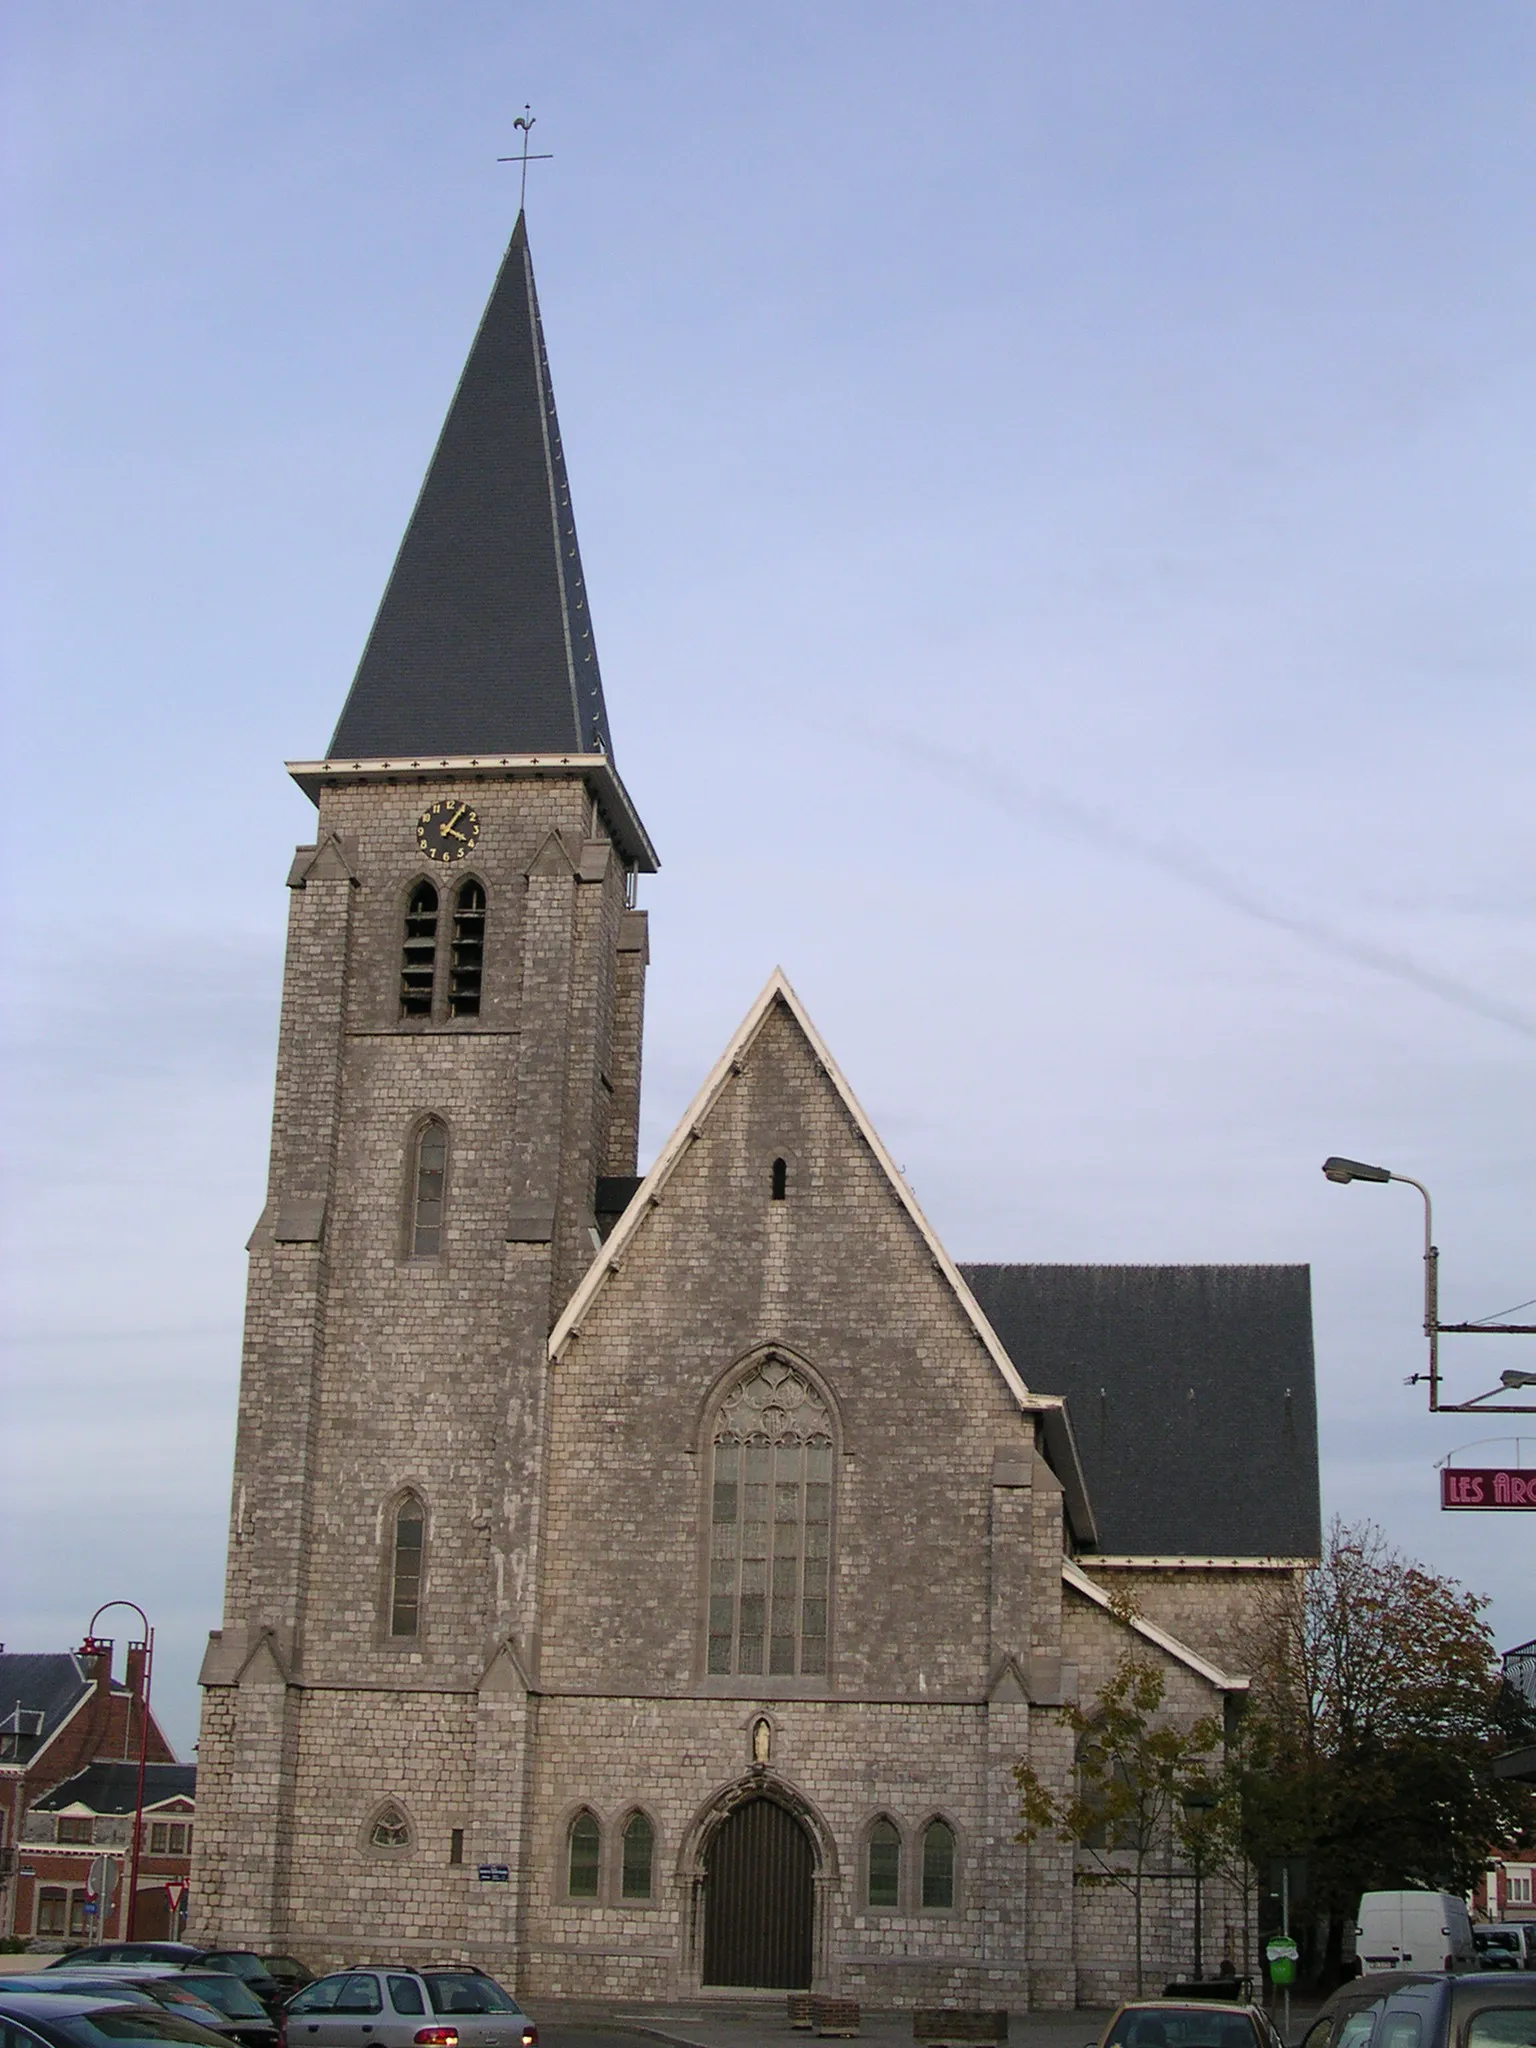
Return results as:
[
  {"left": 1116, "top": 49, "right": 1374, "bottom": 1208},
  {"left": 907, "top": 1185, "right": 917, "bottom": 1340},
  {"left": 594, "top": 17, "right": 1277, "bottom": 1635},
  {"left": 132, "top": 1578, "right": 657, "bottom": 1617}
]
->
[{"left": 79, "top": 1602, "right": 154, "bottom": 1939}]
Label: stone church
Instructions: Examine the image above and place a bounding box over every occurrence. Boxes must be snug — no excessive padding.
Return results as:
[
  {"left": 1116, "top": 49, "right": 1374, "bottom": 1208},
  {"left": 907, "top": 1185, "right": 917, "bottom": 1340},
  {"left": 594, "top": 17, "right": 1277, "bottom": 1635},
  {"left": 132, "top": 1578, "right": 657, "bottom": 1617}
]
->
[{"left": 190, "top": 216, "right": 1321, "bottom": 2006}]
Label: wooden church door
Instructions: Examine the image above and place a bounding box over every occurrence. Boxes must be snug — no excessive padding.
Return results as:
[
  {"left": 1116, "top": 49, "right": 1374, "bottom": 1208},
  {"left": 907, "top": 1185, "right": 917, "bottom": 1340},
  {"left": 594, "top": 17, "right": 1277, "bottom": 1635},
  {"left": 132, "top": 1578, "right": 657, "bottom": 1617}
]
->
[{"left": 702, "top": 1796, "right": 814, "bottom": 1988}]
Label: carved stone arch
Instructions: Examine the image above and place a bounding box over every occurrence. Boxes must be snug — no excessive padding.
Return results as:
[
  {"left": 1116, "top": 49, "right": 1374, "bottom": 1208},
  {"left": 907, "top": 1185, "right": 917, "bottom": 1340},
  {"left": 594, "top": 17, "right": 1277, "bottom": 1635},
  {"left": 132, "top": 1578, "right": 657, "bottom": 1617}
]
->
[
  {"left": 676, "top": 1773, "right": 839, "bottom": 1991},
  {"left": 694, "top": 1341, "right": 842, "bottom": 1453},
  {"left": 359, "top": 1795, "right": 417, "bottom": 1859}
]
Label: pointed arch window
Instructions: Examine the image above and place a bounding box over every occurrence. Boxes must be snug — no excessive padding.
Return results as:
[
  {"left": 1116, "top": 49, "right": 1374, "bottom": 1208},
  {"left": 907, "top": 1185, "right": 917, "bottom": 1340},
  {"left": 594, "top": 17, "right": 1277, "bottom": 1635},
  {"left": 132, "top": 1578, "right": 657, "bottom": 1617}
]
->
[
  {"left": 410, "top": 1120, "right": 448, "bottom": 1256},
  {"left": 921, "top": 1818, "right": 955, "bottom": 1908},
  {"left": 450, "top": 880, "right": 486, "bottom": 1017},
  {"left": 621, "top": 1811, "right": 654, "bottom": 1899},
  {"left": 389, "top": 1497, "right": 425, "bottom": 1638},
  {"left": 401, "top": 881, "right": 439, "bottom": 1016},
  {"left": 567, "top": 1810, "right": 600, "bottom": 1898},
  {"left": 867, "top": 1817, "right": 901, "bottom": 1907},
  {"left": 708, "top": 1358, "right": 833, "bottom": 1678},
  {"left": 370, "top": 1802, "right": 412, "bottom": 1850}
]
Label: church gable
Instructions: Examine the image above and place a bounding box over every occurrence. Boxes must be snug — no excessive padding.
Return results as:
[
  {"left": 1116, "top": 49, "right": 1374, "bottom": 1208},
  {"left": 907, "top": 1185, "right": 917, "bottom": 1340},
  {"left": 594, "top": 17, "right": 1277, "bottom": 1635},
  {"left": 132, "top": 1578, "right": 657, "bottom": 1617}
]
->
[{"left": 541, "top": 972, "right": 1070, "bottom": 1701}]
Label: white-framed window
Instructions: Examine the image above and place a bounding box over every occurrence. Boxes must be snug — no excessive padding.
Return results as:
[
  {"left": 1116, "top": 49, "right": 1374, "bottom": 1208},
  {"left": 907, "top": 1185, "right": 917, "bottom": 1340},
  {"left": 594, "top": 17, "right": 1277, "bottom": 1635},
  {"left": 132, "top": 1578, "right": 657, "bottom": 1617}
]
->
[{"left": 1508, "top": 1868, "right": 1532, "bottom": 1904}]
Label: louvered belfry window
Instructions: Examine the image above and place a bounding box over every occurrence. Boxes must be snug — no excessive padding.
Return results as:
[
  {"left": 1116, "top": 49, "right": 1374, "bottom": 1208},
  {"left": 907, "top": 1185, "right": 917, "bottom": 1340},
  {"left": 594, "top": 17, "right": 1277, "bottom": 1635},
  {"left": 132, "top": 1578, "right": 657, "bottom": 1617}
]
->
[
  {"left": 400, "top": 881, "right": 439, "bottom": 1016},
  {"left": 450, "top": 879, "right": 486, "bottom": 1016},
  {"left": 709, "top": 1360, "right": 832, "bottom": 1677}
]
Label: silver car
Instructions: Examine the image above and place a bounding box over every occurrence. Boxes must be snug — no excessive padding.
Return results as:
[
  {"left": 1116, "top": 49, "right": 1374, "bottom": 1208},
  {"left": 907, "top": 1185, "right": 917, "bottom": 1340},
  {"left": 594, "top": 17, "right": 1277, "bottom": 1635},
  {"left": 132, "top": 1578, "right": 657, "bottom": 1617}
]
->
[{"left": 283, "top": 1971, "right": 534, "bottom": 2048}]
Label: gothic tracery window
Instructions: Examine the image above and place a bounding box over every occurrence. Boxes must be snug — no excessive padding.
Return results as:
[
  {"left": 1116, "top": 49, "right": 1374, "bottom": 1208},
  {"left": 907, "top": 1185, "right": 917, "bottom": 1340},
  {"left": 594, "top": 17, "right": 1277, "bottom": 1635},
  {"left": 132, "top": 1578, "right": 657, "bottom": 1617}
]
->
[
  {"left": 370, "top": 1802, "right": 412, "bottom": 1850},
  {"left": 410, "top": 1120, "right": 448, "bottom": 1256},
  {"left": 389, "top": 1497, "right": 425, "bottom": 1637},
  {"left": 401, "top": 881, "right": 439, "bottom": 1017},
  {"left": 708, "top": 1359, "right": 832, "bottom": 1677},
  {"left": 621, "top": 1810, "right": 654, "bottom": 1899}
]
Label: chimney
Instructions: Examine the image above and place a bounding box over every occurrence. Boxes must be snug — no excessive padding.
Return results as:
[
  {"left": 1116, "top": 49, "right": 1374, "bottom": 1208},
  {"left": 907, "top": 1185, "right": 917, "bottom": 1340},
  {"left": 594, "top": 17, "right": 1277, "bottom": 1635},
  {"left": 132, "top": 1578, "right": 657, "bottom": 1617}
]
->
[
  {"left": 79, "top": 1636, "right": 114, "bottom": 1694},
  {"left": 125, "top": 1643, "right": 147, "bottom": 1699}
]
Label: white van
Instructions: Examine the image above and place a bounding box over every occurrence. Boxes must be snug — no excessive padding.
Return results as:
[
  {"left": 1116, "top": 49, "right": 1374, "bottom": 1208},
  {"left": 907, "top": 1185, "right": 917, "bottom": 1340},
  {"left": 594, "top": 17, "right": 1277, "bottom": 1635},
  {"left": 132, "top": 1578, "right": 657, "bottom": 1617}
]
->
[{"left": 1356, "top": 1890, "right": 1477, "bottom": 1974}]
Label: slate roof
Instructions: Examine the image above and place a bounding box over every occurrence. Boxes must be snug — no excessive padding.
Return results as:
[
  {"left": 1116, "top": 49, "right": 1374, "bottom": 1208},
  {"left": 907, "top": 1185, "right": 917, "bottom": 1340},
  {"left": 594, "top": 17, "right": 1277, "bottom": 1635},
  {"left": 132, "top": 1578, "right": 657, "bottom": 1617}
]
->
[
  {"left": 959, "top": 1263, "right": 1321, "bottom": 1560},
  {"left": 328, "top": 212, "right": 612, "bottom": 763},
  {"left": 0, "top": 1654, "right": 95, "bottom": 1764},
  {"left": 33, "top": 1762, "right": 195, "bottom": 1814}
]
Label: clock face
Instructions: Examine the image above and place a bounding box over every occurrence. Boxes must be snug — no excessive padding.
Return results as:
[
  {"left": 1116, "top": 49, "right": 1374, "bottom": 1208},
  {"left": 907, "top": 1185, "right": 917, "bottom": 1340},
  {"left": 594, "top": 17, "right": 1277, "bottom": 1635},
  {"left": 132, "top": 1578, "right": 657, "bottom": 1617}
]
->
[{"left": 416, "top": 798, "right": 481, "bottom": 863}]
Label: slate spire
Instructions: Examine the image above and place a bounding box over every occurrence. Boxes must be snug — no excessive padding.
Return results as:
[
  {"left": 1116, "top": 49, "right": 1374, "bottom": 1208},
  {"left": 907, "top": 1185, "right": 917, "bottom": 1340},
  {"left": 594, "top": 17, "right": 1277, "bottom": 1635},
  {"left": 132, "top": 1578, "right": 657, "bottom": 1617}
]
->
[{"left": 328, "top": 214, "right": 612, "bottom": 762}]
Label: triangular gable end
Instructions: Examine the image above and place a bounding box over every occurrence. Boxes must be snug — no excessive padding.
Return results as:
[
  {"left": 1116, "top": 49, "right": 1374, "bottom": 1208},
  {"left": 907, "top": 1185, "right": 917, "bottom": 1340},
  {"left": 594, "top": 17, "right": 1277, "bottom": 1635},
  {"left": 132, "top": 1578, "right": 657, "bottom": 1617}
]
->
[{"left": 550, "top": 968, "right": 1095, "bottom": 1546}]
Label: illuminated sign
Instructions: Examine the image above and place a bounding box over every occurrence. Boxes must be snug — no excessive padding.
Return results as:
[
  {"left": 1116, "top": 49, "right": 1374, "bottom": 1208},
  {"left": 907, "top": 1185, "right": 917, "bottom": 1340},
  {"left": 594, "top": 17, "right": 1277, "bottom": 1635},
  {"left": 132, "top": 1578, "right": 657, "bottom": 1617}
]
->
[{"left": 1440, "top": 1467, "right": 1536, "bottom": 1509}]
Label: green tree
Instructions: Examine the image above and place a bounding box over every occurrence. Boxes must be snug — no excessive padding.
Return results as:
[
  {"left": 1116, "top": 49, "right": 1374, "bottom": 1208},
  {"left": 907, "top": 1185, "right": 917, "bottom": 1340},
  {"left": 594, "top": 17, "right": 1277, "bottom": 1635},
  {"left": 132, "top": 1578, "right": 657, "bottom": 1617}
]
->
[
  {"left": 1235, "top": 1520, "right": 1536, "bottom": 1976},
  {"left": 1016, "top": 1623, "right": 1222, "bottom": 1993}
]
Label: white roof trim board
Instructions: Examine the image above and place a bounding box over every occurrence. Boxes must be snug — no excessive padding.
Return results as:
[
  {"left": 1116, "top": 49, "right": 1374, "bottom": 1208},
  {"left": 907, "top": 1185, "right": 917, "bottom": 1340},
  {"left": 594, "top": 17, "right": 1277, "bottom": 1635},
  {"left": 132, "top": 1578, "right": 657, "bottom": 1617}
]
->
[
  {"left": 1062, "top": 1557, "right": 1249, "bottom": 1692},
  {"left": 550, "top": 970, "right": 1095, "bottom": 1546}
]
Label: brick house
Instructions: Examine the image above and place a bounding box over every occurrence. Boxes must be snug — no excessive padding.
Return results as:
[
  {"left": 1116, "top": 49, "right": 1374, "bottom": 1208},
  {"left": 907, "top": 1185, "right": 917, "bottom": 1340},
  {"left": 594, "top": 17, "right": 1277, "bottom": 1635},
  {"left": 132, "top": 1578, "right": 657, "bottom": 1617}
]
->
[
  {"left": 190, "top": 211, "right": 1321, "bottom": 2004},
  {"left": 0, "top": 1646, "right": 181, "bottom": 1941},
  {"left": 19, "top": 1763, "right": 196, "bottom": 1944}
]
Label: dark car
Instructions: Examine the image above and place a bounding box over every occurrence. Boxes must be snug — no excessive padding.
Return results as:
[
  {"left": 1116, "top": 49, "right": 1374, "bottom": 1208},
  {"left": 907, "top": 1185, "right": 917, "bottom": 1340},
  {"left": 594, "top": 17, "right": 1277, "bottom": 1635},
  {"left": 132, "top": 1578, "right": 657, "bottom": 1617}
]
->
[
  {"left": 4, "top": 1974, "right": 241, "bottom": 2042},
  {"left": 174, "top": 1978, "right": 278, "bottom": 2048},
  {"left": 1092, "top": 1998, "right": 1286, "bottom": 2048},
  {"left": 0, "top": 1991, "right": 230, "bottom": 2048},
  {"left": 46, "top": 1956, "right": 205, "bottom": 1975},
  {"left": 1298, "top": 1972, "right": 1536, "bottom": 2048},
  {"left": 189, "top": 1962, "right": 284, "bottom": 2021},
  {"left": 251, "top": 1971, "right": 309, "bottom": 2006},
  {"left": 1474, "top": 1931, "right": 1531, "bottom": 1974}
]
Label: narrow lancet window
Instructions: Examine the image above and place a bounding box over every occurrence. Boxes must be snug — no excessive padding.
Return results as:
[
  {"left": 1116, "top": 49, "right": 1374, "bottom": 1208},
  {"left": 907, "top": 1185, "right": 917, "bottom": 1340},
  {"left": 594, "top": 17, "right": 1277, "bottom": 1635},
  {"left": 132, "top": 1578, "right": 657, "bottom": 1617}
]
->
[
  {"left": 450, "top": 879, "right": 486, "bottom": 1017},
  {"left": 401, "top": 881, "right": 439, "bottom": 1016},
  {"left": 868, "top": 1817, "right": 901, "bottom": 1907},
  {"left": 921, "top": 1819, "right": 955, "bottom": 1907},
  {"left": 568, "top": 1811, "right": 600, "bottom": 1897},
  {"left": 709, "top": 1358, "right": 832, "bottom": 1677},
  {"left": 771, "top": 1157, "right": 787, "bottom": 1200},
  {"left": 621, "top": 1811, "right": 654, "bottom": 1899},
  {"left": 411, "top": 1120, "right": 448, "bottom": 1256},
  {"left": 389, "top": 1500, "right": 425, "bottom": 1638}
]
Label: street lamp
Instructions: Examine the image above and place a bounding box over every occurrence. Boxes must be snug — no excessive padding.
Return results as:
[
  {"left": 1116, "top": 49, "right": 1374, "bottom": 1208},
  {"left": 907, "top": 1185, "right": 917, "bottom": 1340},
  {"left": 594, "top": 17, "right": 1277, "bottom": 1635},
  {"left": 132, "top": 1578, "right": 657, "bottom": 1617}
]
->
[
  {"left": 1321, "top": 1158, "right": 1536, "bottom": 1412},
  {"left": 1181, "top": 1785, "right": 1218, "bottom": 1982},
  {"left": 79, "top": 1603, "right": 154, "bottom": 1939}
]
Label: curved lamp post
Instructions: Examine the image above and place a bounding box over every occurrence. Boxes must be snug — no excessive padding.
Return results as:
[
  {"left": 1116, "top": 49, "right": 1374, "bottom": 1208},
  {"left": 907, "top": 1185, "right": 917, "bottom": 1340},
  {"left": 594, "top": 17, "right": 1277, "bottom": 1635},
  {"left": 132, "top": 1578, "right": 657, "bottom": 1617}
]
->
[
  {"left": 78, "top": 1602, "right": 154, "bottom": 1939},
  {"left": 1321, "top": 1158, "right": 1536, "bottom": 1412}
]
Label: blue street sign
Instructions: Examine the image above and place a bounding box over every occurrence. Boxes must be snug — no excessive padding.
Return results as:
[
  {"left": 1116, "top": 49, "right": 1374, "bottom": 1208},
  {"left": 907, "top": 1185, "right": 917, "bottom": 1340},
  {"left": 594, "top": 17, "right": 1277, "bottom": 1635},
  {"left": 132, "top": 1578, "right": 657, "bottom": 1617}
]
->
[{"left": 477, "top": 1864, "right": 510, "bottom": 1883}]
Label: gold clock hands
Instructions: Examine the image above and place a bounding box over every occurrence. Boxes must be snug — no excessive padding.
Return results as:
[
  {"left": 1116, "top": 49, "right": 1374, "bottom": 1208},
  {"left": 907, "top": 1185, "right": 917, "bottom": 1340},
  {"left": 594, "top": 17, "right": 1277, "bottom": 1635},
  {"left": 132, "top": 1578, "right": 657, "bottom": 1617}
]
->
[{"left": 444, "top": 804, "right": 467, "bottom": 832}]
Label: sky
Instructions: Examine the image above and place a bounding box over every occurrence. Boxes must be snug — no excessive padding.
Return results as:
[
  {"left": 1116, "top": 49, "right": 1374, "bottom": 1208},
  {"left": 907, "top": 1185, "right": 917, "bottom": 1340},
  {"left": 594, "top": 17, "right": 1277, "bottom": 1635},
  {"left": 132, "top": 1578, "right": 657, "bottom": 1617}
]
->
[{"left": 2, "top": 3, "right": 1532, "bottom": 1757}]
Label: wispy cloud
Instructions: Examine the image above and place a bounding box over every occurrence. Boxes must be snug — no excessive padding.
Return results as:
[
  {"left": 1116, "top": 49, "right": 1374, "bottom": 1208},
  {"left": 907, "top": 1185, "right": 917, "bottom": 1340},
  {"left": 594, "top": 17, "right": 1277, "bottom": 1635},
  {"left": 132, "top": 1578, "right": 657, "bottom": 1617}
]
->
[{"left": 881, "top": 733, "right": 1536, "bottom": 1043}]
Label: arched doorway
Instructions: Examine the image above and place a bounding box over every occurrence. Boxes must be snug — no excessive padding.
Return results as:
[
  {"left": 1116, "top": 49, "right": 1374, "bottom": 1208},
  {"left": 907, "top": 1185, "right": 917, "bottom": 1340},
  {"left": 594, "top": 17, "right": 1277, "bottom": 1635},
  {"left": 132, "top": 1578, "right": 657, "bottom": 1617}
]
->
[{"left": 702, "top": 1796, "right": 814, "bottom": 1988}]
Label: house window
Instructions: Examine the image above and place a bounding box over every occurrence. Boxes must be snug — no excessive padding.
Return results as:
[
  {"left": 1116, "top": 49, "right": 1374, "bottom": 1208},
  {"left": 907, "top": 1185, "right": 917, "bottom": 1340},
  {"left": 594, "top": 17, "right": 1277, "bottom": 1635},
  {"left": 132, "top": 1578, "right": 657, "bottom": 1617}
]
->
[
  {"left": 170, "top": 1823, "right": 188, "bottom": 1854},
  {"left": 56, "top": 1815, "right": 93, "bottom": 1845},
  {"left": 450, "top": 880, "right": 486, "bottom": 1017},
  {"left": 36, "top": 1888, "right": 67, "bottom": 1936},
  {"left": 370, "top": 1803, "right": 412, "bottom": 1850},
  {"left": 1510, "top": 1871, "right": 1533, "bottom": 1904},
  {"left": 621, "top": 1812, "right": 653, "bottom": 1899},
  {"left": 68, "top": 1891, "right": 88, "bottom": 1936},
  {"left": 401, "top": 880, "right": 439, "bottom": 1016},
  {"left": 567, "top": 1811, "right": 600, "bottom": 1898},
  {"left": 410, "top": 1120, "right": 448, "bottom": 1256},
  {"left": 708, "top": 1358, "right": 833, "bottom": 1677},
  {"left": 150, "top": 1823, "right": 167, "bottom": 1853},
  {"left": 867, "top": 1817, "right": 901, "bottom": 1907},
  {"left": 921, "top": 1818, "right": 955, "bottom": 1908},
  {"left": 390, "top": 1498, "right": 425, "bottom": 1637}
]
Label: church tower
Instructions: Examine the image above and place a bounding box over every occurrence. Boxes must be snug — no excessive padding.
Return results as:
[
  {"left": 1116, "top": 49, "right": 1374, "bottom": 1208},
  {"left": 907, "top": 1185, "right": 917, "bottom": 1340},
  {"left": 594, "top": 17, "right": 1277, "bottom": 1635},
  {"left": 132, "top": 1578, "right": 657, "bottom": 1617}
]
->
[{"left": 191, "top": 215, "right": 655, "bottom": 1960}]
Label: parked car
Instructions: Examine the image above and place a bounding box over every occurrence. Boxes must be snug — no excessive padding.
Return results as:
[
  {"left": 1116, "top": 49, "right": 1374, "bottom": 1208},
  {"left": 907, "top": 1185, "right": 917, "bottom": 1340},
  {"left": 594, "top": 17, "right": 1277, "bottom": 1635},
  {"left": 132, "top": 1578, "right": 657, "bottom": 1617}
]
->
[
  {"left": 175, "top": 1976, "right": 281, "bottom": 2048},
  {"left": 189, "top": 1959, "right": 286, "bottom": 2020},
  {"left": 1474, "top": 1929, "right": 1536, "bottom": 1972},
  {"left": 251, "top": 1966, "right": 311, "bottom": 2004},
  {"left": 1298, "top": 1972, "right": 1536, "bottom": 2048},
  {"left": 47, "top": 1954, "right": 205, "bottom": 1973},
  {"left": 1092, "top": 1998, "right": 1286, "bottom": 2048},
  {"left": 5, "top": 1971, "right": 245, "bottom": 2042},
  {"left": 1356, "top": 1892, "right": 1478, "bottom": 1976},
  {"left": 281, "top": 1969, "right": 535, "bottom": 2048},
  {"left": 0, "top": 1990, "right": 230, "bottom": 2048}
]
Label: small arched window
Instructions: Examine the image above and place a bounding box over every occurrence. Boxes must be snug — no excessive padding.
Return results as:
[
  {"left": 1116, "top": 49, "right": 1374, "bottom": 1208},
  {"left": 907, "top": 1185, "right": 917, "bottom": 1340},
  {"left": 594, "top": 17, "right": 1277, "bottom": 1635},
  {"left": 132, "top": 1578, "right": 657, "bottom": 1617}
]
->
[
  {"left": 921, "top": 1818, "right": 955, "bottom": 1908},
  {"left": 370, "top": 1802, "right": 412, "bottom": 1850},
  {"left": 708, "top": 1358, "right": 833, "bottom": 1678},
  {"left": 771, "top": 1157, "right": 787, "bottom": 1201},
  {"left": 567, "top": 1810, "right": 600, "bottom": 1898},
  {"left": 411, "top": 1120, "right": 448, "bottom": 1256},
  {"left": 389, "top": 1497, "right": 425, "bottom": 1638},
  {"left": 867, "top": 1817, "right": 901, "bottom": 1907},
  {"left": 450, "top": 880, "right": 486, "bottom": 1017},
  {"left": 621, "top": 1811, "right": 654, "bottom": 1899},
  {"left": 401, "top": 881, "right": 439, "bottom": 1017}
]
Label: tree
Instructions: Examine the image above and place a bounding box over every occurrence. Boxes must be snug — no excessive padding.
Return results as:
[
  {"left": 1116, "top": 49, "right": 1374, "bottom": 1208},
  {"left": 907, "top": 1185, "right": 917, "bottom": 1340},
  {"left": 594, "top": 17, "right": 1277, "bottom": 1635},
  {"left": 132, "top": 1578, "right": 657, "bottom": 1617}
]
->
[
  {"left": 1234, "top": 1519, "right": 1536, "bottom": 1976},
  {"left": 1016, "top": 1620, "right": 1222, "bottom": 1994}
]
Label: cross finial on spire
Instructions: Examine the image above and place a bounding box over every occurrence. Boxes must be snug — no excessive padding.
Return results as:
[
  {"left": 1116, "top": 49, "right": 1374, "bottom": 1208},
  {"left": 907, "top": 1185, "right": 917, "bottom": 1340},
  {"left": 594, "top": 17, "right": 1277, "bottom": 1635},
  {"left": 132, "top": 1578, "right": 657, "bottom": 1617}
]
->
[{"left": 497, "top": 105, "right": 553, "bottom": 211}]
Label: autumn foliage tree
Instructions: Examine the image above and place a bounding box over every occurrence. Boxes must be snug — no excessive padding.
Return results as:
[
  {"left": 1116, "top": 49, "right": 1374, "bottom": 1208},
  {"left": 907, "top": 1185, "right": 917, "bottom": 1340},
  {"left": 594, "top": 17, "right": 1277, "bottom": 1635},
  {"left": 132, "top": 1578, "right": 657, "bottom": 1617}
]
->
[{"left": 1232, "top": 1519, "right": 1536, "bottom": 1970}]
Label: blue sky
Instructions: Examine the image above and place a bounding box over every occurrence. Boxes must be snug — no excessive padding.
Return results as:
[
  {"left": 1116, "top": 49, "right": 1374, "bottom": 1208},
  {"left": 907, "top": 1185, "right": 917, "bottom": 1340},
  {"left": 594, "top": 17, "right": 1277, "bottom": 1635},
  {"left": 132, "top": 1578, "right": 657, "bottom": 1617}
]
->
[{"left": 3, "top": 3, "right": 1533, "bottom": 1754}]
